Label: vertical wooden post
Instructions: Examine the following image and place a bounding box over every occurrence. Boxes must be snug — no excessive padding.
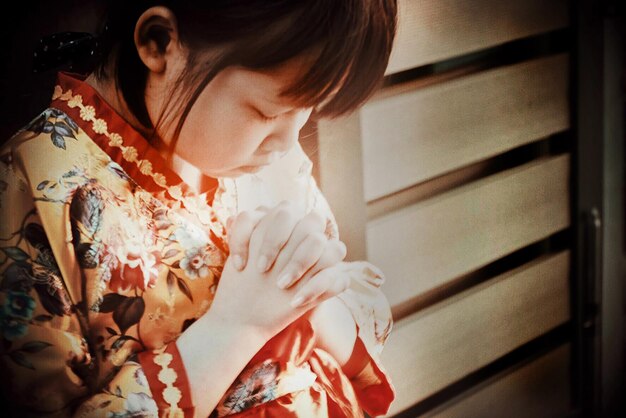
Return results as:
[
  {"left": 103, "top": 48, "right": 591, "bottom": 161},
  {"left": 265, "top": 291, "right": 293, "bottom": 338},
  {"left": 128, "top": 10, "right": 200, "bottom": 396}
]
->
[{"left": 316, "top": 113, "right": 368, "bottom": 261}]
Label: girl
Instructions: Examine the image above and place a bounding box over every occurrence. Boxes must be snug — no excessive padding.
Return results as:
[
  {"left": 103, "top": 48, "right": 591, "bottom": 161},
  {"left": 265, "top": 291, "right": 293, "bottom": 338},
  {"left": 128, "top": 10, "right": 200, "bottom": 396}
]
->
[{"left": 0, "top": 1, "right": 397, "bottom": 417}]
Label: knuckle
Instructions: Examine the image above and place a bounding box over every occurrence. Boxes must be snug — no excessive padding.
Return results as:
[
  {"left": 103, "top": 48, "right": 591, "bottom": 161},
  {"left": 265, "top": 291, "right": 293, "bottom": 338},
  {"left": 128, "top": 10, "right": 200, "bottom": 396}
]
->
[
  {"left": 321, "top": 240, "right": 344, "bottom": 262},
  {"left": 276, "top": 200, "right": 294, "bottom": 211},
  {"left": 339, "top": 275, "right": 351, "bottom": 292},
  {"left": 314, "top": 269, "right": 346, "bottom": 295},
  {"left": 307, "top": 210, "right": 326, "bottom": 226},
  {"left": 228, "top": 223, "right": 249, "bottom": 241},
  {"left": 228, "top": 240, "right": 246, "bottom": 256},
  {"left": 290, "top": 258, "right": 310, "bottom": 275},
  {"left": 273, "top": 208, "right": 293, "bottom": 223},
  {"left": 297, "top": 213, "right": 323, "bottom": 234},
  {"left": 307, "top": 232, "right": 327, "bottom": 247},
  {"left": 300, "top": 282, "right": 320, "bottom": 298},
  {"left": 335, "top": 240, "right": 347, "bottom": 258},
  {"left": 236, "top": 210, "right": 254, "bottom": 224},
  {"left": 260, "top": 239, "right": 282, "bottom": 256},
  {"left": 226, "top": 229, "right": 239, "bottom": 244}
]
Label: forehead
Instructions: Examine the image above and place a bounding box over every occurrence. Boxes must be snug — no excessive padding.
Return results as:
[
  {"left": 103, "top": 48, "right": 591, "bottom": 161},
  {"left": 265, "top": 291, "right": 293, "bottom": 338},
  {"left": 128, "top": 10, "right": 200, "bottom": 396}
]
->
[{"left": 229, "top": 53, "right": 319, "bottom": 106}]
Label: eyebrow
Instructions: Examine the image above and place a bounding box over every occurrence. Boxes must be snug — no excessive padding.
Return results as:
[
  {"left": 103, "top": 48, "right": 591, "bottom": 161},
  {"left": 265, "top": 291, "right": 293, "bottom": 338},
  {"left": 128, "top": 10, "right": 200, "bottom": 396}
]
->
[{"left": 265, "top": 92, "right": 297, "bottom": 108}]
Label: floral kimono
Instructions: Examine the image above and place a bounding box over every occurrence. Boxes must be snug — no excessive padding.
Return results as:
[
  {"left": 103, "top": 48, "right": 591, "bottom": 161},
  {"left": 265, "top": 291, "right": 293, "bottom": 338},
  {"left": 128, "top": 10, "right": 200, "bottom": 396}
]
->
[{"left": 0, "top": 72, "right": 395, "bottom": 417}]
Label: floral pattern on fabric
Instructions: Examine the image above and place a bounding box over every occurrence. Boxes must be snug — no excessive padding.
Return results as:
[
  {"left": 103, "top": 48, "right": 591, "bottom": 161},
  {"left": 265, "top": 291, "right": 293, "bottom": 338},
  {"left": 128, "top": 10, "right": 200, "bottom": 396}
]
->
[
  {"left": 219, "top": 360, "right": 280, "bottom": 414},
  {"left": 0, "top": 72, "right": 395, "bottom": 417}
]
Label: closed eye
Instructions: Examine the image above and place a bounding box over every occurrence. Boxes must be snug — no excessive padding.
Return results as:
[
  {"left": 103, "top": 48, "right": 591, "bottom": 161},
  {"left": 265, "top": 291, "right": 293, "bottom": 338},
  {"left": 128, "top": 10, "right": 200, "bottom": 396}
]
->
[
  {"left": 259, "top": 112, "right": 280, "bottom": 123},
  {"left": 249, "top": 104, "right": 281, "bottom": 123}
]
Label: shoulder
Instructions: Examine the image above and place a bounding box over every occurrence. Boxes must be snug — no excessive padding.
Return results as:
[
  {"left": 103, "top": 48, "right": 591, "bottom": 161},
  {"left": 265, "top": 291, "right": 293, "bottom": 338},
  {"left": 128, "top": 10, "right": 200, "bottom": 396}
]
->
[
  {"left": 0, "top": 107, "right": 114, "bottom": 232},
  {"left": 2, "top": 107, "right": 109, "bottom": 195},
  {"left": 3, "top": 107, "right": 84, "bottom": 162},
  {"left": 0, "top": 109, "right": 63, "bottom": 222}
]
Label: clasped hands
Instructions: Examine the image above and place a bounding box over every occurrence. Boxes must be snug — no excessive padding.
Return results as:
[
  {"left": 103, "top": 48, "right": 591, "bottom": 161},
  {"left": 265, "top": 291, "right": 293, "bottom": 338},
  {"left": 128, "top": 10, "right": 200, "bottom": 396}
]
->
[{"left": 209, "top": 200, "right": 350, "bottom": 341}]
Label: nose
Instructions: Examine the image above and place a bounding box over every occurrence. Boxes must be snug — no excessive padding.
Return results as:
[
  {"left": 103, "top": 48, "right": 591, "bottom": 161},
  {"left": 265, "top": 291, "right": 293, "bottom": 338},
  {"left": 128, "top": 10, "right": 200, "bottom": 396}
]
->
[{"left": 260, "top": 108, "right": 312, "bottom": 154}]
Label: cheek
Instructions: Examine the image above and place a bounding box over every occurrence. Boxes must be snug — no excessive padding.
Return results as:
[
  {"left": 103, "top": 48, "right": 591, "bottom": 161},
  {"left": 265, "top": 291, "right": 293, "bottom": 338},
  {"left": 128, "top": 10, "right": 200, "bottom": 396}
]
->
[
  {"left": 177, "top": 112, "right": 267, "bottom": 170},
  {"left": 173, "top": 71, "right": 270, "bottom": 171}
]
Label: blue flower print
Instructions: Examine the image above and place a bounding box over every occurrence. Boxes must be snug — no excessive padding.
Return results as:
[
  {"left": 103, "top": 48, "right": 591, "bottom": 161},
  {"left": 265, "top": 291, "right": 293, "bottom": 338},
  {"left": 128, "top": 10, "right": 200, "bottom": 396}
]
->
[{"left": 4, "top": 291, "right": 36, "bottom": 320}]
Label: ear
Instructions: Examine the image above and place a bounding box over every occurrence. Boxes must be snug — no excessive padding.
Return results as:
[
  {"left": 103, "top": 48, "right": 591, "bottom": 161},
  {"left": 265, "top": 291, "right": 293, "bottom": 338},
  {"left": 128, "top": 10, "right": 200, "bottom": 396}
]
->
[{"left": 134, "top": 6, "right": 184, "bottom": 74}]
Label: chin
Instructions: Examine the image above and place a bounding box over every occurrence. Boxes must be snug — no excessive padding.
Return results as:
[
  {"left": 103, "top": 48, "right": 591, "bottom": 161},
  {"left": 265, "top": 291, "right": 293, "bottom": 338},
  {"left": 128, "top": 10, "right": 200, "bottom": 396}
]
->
[{"left": 236, "top": 165, "right": 266, "bottom": 174}]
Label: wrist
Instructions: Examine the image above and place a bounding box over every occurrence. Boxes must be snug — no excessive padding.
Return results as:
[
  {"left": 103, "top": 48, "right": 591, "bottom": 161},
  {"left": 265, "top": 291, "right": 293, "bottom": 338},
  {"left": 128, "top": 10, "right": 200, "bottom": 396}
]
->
[
  {"left": 175, "top": 308, "right": 269, "bottom": 418},
  {"left": 199, "top": 305, "right": 269, "bottom": 347}
]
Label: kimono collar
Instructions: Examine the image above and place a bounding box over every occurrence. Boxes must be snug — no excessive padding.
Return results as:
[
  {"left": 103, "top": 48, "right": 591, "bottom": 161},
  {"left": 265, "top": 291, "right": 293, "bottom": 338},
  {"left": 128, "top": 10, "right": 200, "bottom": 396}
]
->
[{"left": 49, "top": 71, "right": 218, "bottom": 204}]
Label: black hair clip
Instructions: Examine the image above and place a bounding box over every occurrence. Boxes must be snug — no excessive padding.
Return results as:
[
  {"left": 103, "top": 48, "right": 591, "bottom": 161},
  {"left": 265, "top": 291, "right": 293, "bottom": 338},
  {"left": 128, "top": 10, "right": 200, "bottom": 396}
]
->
[{"left": 33, "top": 32, "right": 101, "bottom": 74}]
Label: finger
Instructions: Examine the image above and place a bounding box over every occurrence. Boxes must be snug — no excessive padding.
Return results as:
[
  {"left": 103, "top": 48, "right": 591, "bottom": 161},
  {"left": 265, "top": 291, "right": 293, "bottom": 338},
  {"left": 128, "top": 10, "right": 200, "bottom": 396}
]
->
[
  {"left": 275, "top": 232, "right": 328, "bottom": 289},
  {"left": 254, "top": 201, "right": 300, "bottom": 273},
  {"left": 227, "top": 205, "right": 270, "bottom": 230},
  {"left": 249, "top": 205, "right": 327, "bottom": 274},
  {"left": 266, "top": 207, "right": 327, "bottom": 275},
  {"left": 227, "top": 208, "right": 269, "bottom": 270},
  {"left": 290, "top": 264, "right": 351, "bottom": 308},
  {"left": 278, "top": 238, "right": 346, "bottom": 289},
  {"left": 280, "top": 208, "right": 327, "bottom": 250}
]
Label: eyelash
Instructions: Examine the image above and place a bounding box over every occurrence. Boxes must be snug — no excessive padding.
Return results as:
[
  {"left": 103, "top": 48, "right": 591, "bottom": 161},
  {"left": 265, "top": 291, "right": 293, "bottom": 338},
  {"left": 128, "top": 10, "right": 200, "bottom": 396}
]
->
[
  {"left": 259, "top": 113, "right": 280, "bottom": 123},
  {"left": 253, "top": 107, "right": 280, "bottom": 123}
]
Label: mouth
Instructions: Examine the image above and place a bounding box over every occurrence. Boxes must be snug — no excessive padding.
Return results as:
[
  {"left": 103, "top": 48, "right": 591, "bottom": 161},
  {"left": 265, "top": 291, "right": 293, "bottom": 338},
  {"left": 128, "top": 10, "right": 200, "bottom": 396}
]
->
[
  {"left": 237, "top": 165, "right": 265, "bottom": 173},
  {"left": 236, "top": 153, "right": 281, "bottom": 174}
]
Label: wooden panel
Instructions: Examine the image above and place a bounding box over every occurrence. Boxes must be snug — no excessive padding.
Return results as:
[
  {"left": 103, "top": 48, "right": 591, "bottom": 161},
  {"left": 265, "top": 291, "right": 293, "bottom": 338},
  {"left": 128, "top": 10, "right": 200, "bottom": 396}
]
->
[
  {"left": 387, "top": 0, "right": 569, "bottom": 74},
  {"left": 381, "top": 251, "right": 571, "bottom": 416},
  {"left": 368, "top": 154, "right": 570, "bottom": 308},
  {"left": 425, "top": 344, "right": 571, "bottom": 418},
  {"left": 366, "top": 158, "right": 495, "bottom": 220},
  {"left": 363, "top": 54, "right": 570, "bottom": 201}
]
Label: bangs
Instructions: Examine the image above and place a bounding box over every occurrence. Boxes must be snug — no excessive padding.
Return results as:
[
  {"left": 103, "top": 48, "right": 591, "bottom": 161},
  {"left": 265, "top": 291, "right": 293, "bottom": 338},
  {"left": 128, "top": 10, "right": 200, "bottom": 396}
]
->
[
  {"left": 176, "top": 0, "right": 397, "bottom": 119},
  {"left": 281, "top": 1, "right": 398, "bottom": 118}
]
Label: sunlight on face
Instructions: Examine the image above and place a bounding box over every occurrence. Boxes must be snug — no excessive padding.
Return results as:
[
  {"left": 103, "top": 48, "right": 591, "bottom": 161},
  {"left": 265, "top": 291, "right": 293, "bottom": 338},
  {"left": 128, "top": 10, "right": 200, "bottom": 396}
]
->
[{"left": 172, "top": 55, "right": 315, "bottom": 179}]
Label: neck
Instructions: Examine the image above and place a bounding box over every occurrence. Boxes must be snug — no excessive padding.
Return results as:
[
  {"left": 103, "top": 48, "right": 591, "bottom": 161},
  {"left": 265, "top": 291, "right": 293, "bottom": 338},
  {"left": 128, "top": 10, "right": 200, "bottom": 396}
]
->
[
  {"left": 170, "top": 153, "right": 219, "bottom": 193},
  {"left": 84, "top": 73, "right": 154, "bottom": 139}
]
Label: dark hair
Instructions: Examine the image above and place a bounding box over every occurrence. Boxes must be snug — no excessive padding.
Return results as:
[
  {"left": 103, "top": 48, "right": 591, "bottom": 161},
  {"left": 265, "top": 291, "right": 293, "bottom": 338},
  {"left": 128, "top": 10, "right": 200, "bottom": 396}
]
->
[{"left": 94, "top": 0, "right": 397, "bottom": 148}]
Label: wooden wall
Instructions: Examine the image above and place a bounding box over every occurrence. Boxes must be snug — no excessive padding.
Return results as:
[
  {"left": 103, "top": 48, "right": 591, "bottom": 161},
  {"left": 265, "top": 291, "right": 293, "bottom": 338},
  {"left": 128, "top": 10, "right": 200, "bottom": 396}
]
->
[{"left": 312, "top": 1, "right": 574, "bottom": 416}]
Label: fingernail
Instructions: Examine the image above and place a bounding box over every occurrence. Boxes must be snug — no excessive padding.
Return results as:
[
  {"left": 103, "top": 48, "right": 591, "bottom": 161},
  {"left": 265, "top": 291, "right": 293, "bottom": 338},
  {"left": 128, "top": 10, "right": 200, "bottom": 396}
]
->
[
  {"left": 257, "top": 255, "right": 269, "bottom": 272},
  {"left": 232, "top": 254, "right": 243, "bottom": 270},
  {"left": 290, "top": 295, "right": 306, "bottom": 308},
  {"left": 277, "top": 273, "right": 292, "bottom": 289}
]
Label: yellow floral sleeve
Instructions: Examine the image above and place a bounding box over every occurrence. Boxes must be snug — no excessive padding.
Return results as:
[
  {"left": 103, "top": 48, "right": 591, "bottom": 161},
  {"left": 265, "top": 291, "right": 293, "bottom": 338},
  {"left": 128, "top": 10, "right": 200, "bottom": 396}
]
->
[{"left": 0, "top": 124, "right": 194, "bottom": 418}]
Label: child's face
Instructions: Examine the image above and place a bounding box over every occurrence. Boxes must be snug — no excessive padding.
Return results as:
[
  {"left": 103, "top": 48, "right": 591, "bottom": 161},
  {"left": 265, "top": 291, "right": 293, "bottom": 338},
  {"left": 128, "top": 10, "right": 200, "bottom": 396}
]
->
[{"left": 158, "top": 54, "right": 315, "bottom": 178}]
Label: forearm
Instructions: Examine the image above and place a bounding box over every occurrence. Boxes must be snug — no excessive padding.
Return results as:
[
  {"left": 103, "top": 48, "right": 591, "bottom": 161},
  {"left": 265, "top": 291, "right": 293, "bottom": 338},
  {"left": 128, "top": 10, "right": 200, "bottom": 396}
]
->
[
  {"left": 309, "top": 297, "right": 359, "bottom": 373},
  {"left": 176, "top": 308, "right": 267, "bottom": 418}
]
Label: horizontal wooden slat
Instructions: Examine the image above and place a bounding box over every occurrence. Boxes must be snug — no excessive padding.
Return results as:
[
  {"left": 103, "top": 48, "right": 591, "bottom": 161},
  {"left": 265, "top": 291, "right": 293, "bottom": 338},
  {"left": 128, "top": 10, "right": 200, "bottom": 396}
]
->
[
  {"left": 363, "top": 54, "right": 570, "bottom": 201},
  {"left": 368, "top": 154, "right": 570, "bottom": 308},
  {"left": 426, "top": 344, "right": 571, "bottom": 418},
  {"left": 387, "top": 0, "right": 569, "bottom": 74},
  {"left": 366, "top": 157, "right": 495, "bottom": 220},
  {"left": 381, "top": 251, "right": 571, "bottom": 416}
]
